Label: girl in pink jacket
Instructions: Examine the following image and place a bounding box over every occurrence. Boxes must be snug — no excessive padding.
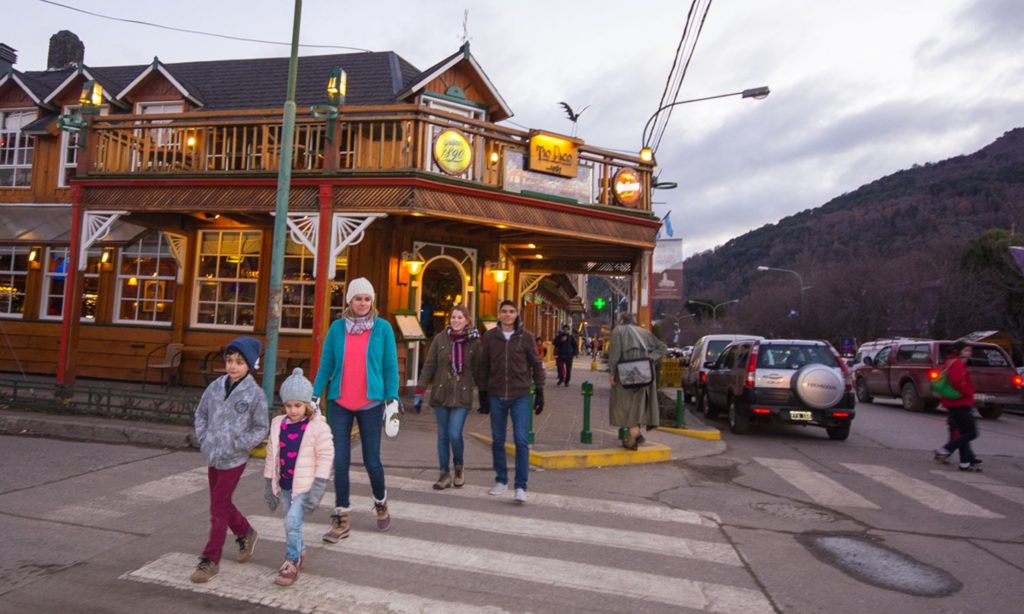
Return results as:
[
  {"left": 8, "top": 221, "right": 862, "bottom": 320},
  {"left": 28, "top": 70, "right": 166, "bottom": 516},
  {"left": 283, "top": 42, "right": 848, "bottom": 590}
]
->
[{"left": 264, "top": 368, "right": 334, "bottom": 586}]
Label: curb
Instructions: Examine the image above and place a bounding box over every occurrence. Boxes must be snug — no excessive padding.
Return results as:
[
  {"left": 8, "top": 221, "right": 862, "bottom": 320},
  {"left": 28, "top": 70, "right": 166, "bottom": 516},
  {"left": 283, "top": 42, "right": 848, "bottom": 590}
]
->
[
  {"left": 655, "top": 425, "right": 722, "bottom": 441},
  {"left": 0, "top": 411, "right": 195, "bottom": 449},
  {"left": 468, "top": 432, "right": 672, "bottom": 469}
]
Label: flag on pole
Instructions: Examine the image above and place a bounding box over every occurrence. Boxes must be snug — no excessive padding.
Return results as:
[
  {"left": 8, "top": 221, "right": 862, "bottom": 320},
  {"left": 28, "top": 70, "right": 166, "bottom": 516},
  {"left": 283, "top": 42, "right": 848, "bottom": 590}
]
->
[{"left": 656, "top": 211, "right": 674, "bottom": 240}]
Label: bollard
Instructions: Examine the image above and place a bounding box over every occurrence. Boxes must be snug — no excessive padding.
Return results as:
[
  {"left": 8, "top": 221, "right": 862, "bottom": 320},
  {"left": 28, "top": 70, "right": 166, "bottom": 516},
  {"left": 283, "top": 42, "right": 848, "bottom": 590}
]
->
[
  {"left": 527, "top": 383, "right": 536, "bottom": 444},
  {"left": 675, "top": 389, "right": 686, "bottom": 428},
  {"left": 579, "top": 381, "right": 593, "bottom": 444},
  {"left": 618, "top": 426, "right": 628, "bottom": 442}
]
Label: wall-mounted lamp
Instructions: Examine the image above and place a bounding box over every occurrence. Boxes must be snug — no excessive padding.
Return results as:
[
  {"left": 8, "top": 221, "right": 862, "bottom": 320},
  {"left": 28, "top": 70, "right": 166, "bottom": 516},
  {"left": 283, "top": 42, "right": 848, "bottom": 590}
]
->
[
  {"left": 639, "top": 147, "right": 654, "bottom": 164},
  {"left": 185, "top": 134, "right": 197, "bottom": 148},
  {"left": 489, "top": 150, "right": 500, "bottom": 166},
  {"left": 100, "top": 248, "right": 114, "bottom": 271},
  {"left": 485, "top": 260, "right": 509, "bottom": 284},
  {"left": 402, "top": 251, "right": 425, "bottom": 276},
  {"left": 28, "top": 247, "right": 40, "bottom": 270},
  {"left": 79, "top": 80, "right": 103, "bottom": 115}
]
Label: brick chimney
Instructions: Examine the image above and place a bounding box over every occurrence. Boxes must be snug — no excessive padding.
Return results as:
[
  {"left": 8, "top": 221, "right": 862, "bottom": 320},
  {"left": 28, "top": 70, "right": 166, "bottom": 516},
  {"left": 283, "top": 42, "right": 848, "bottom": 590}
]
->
[
  {"left": 48, "top": 30, "right": 84, "bottom": 70},
  {"left": 0, "top": 44, "right": 16, "bottom": 74}
]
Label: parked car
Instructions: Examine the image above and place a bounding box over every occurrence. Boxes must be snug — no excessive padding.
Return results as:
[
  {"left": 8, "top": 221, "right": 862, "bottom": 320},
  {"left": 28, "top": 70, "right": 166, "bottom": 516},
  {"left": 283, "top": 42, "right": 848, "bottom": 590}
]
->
[
  {"left": 854, "top": 339, "right": 1023, "bottom": 419},
  {"left": 681, "top": 334, "right": 762, "bottom": 405},
  {"left": 702, "top": 339, "right": 855, "bottom": 440},
  {"left": 850, "top": 337, "right": 930, "bottom": 368}
]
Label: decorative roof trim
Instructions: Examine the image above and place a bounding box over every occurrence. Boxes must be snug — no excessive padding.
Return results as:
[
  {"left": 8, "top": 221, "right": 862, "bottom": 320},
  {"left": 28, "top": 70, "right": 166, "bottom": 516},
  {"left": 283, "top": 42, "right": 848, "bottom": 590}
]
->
[
  {"left": 0, "top": 72, "right": 45, "bottom": 106},
  {"left": 42, "top": 66, "right": 129, "bottom": 109},
  {"left": 115, "top": 58, "right": 204, "bottom": 107},
  {"left": 396, "top": 44, "right": 512, "bottom": 120}
]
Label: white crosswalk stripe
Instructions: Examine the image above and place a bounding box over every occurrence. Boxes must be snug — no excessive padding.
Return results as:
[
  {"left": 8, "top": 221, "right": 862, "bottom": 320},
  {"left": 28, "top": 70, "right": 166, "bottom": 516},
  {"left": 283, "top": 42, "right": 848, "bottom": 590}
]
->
[
  {"left": 932, "top": 470, "right": 1024, "bottom": 506},
  {"left": 42, "top": 467, "right": 208, "bottom": 522},
  {"left": 753, "top": 457, "right": 880, "bottom": 509},
  {"left": 843, "top": 463, "right": 1003, "bottom": 518},
  {"left": 246, "top": 515, "right": 774, "bottom": 613}
]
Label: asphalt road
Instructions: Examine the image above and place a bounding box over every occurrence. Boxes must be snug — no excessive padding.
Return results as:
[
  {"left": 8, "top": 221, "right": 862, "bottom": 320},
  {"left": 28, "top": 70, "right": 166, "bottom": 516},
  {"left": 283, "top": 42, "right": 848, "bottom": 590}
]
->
[{"left": 0, "top": 398, "right": 1021, "bottom": 613}]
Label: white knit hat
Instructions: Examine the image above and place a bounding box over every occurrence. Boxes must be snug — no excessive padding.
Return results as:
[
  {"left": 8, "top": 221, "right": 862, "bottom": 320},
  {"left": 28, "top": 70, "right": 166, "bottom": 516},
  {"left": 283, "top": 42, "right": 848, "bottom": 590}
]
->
[
  {"left": 279, "top": 367, "right": 313, "bottom": 404},
  {"left": 346, "top": 277, "right": 375, "bottom": 304}
]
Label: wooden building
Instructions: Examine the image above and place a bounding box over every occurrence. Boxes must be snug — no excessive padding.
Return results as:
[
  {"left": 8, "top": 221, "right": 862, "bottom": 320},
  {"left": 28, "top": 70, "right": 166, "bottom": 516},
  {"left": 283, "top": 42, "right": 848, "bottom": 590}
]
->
[{"left": 0, "top": 34, "right": 658, "bottom": 389}]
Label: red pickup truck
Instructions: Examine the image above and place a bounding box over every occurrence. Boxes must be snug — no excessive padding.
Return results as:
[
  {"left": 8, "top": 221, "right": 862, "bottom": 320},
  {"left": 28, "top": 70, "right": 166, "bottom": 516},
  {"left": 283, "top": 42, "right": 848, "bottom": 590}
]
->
[{"left": 854, "top": 339, "right": 1023, "bottom": 419}]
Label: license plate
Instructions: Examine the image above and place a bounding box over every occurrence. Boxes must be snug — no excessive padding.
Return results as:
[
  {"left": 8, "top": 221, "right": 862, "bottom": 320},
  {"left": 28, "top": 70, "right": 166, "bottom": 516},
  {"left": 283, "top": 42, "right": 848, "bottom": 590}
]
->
[{"left": 789, "top": 410, "right": 812, "bottom": 421}]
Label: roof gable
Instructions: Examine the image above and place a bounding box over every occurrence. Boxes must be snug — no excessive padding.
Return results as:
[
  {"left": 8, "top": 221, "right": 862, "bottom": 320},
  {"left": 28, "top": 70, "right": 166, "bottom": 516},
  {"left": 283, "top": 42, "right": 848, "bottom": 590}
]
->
[
  {"left": 396, "top": 43, "right": 512, "bottom": 121},
  {"left": 116, "top": 58, "right": 204, "bottom": 107}
]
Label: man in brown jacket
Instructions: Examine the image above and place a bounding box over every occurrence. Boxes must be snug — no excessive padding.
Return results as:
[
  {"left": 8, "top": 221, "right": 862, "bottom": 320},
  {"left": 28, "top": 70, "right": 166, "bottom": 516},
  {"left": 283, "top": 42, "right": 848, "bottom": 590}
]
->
[{"left": 477, "top": 300, "right": 545, "bottom": 503}]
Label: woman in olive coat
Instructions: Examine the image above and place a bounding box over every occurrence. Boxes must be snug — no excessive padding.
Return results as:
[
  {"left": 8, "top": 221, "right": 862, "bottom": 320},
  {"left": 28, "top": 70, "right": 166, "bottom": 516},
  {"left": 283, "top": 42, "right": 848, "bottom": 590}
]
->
[{"left": 608, "top": 312, "right": 667, "bottom": 450}]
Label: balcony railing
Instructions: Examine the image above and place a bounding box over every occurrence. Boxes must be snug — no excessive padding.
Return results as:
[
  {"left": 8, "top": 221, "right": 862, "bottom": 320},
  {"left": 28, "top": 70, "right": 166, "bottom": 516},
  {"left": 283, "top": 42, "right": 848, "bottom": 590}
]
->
[{"left": 84, "top": 105, "right": 651, "bottom": 211}]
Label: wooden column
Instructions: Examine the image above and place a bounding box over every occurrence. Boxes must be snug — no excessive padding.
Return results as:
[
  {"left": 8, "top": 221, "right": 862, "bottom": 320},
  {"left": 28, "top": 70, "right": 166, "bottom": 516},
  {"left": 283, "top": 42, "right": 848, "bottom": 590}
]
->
[
  {"left": 56, "top": 186, "right": 85, "bottom": 385},
  {"left": 310, "top": 184, "right": 332, "bottom": 377}
]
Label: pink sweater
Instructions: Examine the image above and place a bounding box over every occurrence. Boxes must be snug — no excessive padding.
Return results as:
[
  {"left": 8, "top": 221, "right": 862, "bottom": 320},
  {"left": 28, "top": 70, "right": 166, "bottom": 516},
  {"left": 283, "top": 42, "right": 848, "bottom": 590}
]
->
[{"left": 264, "top": 413, "right": 334, "bottom": 495}]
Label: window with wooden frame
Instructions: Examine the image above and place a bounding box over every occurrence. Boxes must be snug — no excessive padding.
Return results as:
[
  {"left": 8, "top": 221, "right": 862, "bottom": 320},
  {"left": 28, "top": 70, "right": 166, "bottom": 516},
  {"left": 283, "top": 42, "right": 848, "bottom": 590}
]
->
[
  {"left": 41, "top": 247, "right": 102, "bottom": 321},
  {"left": 0, "top": 245, "right": 29, "bottom": 318},
  {"left": 0, "top": 109, "right": 35, "bottom": 188},
  {"left": 193, "top": 230, "right": 261, "bottom": 329},
  {"left": 115, "top": 233, "right": 178, "bottom": 325},
  {"left": 59, "top": 104, "right": 109, "bottom": 187}
]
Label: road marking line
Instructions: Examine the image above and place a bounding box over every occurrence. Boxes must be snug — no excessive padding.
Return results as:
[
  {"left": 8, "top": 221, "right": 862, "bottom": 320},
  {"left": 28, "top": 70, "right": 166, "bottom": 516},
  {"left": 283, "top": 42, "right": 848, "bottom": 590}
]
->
[
  {"left": 753, "top": 457, "right": 879, "bottom": 509},
  {"left": 248, "top": 516, "right": 773, "bottom": 614},
  {"left": 122, "top": 551, "right": 510, "bottom": 613},
  {"left": 43, "top": 467, "right": 209, "bottom": 522},
  {"left": 347, "top": 495, "right": 741, "bottom": 566},
  {"left": 931, "top": 470, "right": 1024, "bottom": 506},
  {"left": 350, "top": 473, "right": 720, "bottom": 526},
  {"left": 843, "top": 463, "right": 1003, "bottom": 518}
]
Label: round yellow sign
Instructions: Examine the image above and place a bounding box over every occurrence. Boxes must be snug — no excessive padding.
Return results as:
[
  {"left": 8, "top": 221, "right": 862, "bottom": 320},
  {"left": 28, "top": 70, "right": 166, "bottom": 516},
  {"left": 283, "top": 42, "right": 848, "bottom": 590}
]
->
[
  {"left": 433, "top": 129, "right": 473, "bottom": 175},
  {"left": 613, "top": 168, "right": 642, "bottom": 207}
]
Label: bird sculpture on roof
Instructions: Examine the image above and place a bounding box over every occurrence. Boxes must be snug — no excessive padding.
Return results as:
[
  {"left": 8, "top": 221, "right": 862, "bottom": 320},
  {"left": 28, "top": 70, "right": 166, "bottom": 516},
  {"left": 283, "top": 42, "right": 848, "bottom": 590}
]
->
[{"left": 558, "top": 101, "right": 590, "bottom": 136}]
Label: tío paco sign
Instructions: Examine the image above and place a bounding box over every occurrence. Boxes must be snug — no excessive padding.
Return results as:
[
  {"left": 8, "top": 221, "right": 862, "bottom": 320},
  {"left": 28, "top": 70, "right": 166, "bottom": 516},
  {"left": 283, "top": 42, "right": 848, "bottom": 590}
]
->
[{"left": 527, "top": 131, "right": 580, "bottom": 178}]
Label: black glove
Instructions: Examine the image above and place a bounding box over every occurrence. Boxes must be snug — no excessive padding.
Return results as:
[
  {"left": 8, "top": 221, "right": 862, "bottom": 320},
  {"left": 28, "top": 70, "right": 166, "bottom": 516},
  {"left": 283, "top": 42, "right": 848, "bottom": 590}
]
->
[
  {"left": 478, "top": 390, "right": 490, "bottom": 414},
  {"left": 264, "top": 478, "right": 279, "bottom": 511},
  {"left": 303, "top": 477, "right": 328, "bottom": 513},
  {"left": 534, "top": 387, "right": 544, "bottom": 415}
]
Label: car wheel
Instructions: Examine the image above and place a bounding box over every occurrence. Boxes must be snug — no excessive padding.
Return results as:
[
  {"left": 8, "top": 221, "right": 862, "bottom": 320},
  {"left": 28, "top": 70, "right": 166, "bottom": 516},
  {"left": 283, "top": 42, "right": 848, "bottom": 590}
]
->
[
  {"left": 977, "top": 405, "right": 1003, "bottom": 420},
  {"left": 698, "top": 390, "right": 716, "bottom": 419},
  {"left": 900, "top": 381, "right": 924, "bottom": 412},
  {"left": 826, "top": 422, "right": 850, "bottom": 441},
  {"left": 728, "top": 397, "right": 749, "bottom": 434},
  {"left": 855, "top": 378, "right": 873, "bottom": 403}
]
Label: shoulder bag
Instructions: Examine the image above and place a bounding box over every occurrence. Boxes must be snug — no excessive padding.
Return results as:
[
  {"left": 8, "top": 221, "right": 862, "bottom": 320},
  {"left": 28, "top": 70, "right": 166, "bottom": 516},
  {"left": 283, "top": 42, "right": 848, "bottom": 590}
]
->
[{"left": 615, "top": 327, "right": 655, "bottom": 389}]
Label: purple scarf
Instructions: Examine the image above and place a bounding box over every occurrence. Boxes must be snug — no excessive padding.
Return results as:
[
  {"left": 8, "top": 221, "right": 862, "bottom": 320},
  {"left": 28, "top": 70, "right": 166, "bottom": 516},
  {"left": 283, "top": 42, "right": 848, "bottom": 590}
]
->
[{"left": 448, "top": 326, "right": 479, "bottom": 375}]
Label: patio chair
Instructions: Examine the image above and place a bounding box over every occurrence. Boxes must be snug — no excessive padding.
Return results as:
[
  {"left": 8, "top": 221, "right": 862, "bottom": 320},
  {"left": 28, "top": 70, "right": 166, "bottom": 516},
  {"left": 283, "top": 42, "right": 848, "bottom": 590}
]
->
[{"left": 143, "top": 343, "right": 184, "bottom": 388}]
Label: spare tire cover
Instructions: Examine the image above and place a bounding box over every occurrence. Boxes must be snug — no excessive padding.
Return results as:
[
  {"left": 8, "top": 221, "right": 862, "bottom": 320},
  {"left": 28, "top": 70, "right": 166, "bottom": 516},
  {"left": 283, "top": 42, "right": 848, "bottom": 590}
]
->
[{"left": 792, "top": 364, "right": 844, "bottom": 409}]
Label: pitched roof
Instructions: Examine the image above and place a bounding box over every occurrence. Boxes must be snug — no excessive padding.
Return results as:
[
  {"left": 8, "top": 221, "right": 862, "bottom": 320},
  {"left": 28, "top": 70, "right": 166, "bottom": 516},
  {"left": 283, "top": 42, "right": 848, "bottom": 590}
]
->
[{"left": 395, "top": 43, "right": 512, "bottom": 120}]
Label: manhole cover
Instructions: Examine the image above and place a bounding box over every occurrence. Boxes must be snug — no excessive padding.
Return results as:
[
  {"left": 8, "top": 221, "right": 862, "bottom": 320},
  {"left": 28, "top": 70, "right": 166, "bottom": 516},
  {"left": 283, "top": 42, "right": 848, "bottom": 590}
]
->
[
  {"left": 752, "top": 502, "right": 836, "bottom": 522},
  {"left": 798, "top": 534, "right": 961, "bottom": 597}
]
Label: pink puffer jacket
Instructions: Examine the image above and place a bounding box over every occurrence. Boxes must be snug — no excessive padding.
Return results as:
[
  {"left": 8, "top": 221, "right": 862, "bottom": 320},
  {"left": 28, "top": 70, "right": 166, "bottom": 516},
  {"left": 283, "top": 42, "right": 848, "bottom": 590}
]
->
[{"left": 264, "top": 412, "right": 334, "bottom": 495}]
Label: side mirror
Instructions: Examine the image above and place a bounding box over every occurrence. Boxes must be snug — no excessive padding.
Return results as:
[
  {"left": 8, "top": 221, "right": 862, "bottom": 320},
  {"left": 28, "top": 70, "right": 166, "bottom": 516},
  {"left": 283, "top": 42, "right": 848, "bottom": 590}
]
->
[{"left": 704, "top": 361, "right": 716, "bottom": 370}]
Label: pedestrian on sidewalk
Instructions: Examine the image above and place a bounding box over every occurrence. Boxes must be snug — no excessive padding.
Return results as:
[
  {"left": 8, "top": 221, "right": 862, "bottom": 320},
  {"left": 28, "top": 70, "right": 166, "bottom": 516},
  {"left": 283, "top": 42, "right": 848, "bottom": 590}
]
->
[
  {"left": 608, "top": 313, "right": 667, "bottom": 451},
  {"left": 934, "top": 341, "right": 982, "bottom": 471},
  {"left": 414, "top": 305, "right": 482, "bottom": 490},
  {"left": 263, "top": 368, "right": 334, "bottom": 586},
  {"left": 191, "top": 336, "right": 269, "bottom": 583},
  {"left": 478, "top": 300, "right": 545, "bottom": 503},
  {"left": 312, "top": 277, "right": 399, "bottom": 542},
  {"left": 553, "top": 324, "right": 578, "bottom": 387}
]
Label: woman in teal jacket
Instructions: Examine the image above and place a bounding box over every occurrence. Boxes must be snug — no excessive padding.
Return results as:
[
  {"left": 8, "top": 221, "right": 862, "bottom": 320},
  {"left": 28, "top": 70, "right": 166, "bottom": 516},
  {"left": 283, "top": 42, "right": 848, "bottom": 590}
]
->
[{"left": 312, "top": 277, "right": 399, "bottom": 542}]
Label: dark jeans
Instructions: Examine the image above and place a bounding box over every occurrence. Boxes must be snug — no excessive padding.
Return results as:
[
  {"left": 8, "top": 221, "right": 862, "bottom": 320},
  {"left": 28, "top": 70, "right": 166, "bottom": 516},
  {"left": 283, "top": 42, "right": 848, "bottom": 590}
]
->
[
  {"left": 556, "top": 356, "right": 573, "bottom": 384},
  {"left": 329, "top": 403, "right": 386, "bottom": 507},
  {"left": 433, "top": 406, "right": 469, "bottom": 471},
  {"left": 489, "top": 395, "right": 531, "bottom": 490},
  {"left": 943, "top": 406, "right": 977, "bottom": 464},
  {"left": 202, "top": 463, "right": 250, "bottom": 564}
]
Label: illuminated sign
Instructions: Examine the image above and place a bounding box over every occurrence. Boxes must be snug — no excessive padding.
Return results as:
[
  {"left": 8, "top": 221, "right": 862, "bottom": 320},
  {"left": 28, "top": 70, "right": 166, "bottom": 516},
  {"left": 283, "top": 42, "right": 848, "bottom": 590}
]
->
[
  {"left": 527, "top": 131, "right": 580, "bottom": 178},
  {"left": 613, "top": 168, "right": 642, "bottom": 207},
  {"left": 432, "top": 129, "right": 473, "bottom": 175}
]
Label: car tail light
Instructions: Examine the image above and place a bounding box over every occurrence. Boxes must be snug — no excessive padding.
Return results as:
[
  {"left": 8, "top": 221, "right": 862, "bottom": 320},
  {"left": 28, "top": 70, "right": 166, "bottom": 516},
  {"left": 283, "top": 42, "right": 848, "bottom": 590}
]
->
[
  {"left": 700, "top": 372, "right": 707, "bottom": 383},
  {"left": 745, "top": 345, "right": 759, "bottom": 388},
  {"left": 753, "top": 407, "right": 771, "bottom": 414},
  {"left": 928, "top": 369, "right": 940, "bottom": 380},
  {"left": 833, "top": 411, "right": 850, "bottom": 418},
  {"left": 1014, "top": 374, "right": 1023, "bottom": 388}
]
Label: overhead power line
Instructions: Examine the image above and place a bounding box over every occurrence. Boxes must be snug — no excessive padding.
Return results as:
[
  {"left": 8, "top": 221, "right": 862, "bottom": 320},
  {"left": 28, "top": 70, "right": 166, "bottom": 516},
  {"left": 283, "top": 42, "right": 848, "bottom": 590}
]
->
[{"left": 38, "top": 0, "right": 374, "bottom": 52}]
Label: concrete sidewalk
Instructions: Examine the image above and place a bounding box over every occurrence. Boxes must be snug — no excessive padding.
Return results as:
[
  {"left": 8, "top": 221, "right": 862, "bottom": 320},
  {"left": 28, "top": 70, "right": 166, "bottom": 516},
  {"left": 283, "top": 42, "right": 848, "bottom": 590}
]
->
[{"left": 0, "top": 357, "right": 724, "bottom": 470}]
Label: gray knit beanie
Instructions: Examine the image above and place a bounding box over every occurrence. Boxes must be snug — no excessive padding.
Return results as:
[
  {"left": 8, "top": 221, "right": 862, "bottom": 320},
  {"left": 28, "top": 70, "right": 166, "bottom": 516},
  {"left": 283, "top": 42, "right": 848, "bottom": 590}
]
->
[{"left": 280, "top": 367, "right": 313, "bottom": 404}]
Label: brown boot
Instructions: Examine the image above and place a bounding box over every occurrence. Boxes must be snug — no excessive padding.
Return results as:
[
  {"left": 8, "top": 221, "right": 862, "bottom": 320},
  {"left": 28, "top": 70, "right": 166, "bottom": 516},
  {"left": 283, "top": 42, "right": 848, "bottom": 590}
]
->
[
  {"left": 452, "top": 464, "right": 465, "bottom": 488},
  {"left": 322, "top": 507, "right": 351, "bottom": 543},
  {"left": 190, "top": 557, "right": 219, "bottom": 583},
  {"left": 373, "top": 498, "right": 392, "bottom": 532},
  {"left": 433, "top": 471, "right": 452, "bottom": 490}
]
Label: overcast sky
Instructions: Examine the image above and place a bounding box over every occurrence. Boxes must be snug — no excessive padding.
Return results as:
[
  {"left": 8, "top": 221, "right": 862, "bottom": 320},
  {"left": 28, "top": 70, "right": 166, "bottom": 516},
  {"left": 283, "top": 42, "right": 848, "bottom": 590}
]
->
[{"left": 8, "top": 0, "right": 1024, "bottom": 259}]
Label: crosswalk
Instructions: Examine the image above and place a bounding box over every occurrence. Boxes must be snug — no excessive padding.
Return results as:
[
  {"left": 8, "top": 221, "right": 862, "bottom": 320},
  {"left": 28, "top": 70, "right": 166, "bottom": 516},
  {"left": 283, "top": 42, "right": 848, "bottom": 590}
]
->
[{"left": 752, "top": 458, "right": 1015, "bottom": 519}]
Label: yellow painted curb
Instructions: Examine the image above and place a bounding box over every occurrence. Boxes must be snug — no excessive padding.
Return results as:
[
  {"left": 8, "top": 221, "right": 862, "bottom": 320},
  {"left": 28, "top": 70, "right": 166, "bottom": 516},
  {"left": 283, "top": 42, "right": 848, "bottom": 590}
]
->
[
  {"left": 469, "top": 432, "right": 672, "bottom": 469},
  {"left": 655, "top": 426, "right": 722, "bottom": 441}
]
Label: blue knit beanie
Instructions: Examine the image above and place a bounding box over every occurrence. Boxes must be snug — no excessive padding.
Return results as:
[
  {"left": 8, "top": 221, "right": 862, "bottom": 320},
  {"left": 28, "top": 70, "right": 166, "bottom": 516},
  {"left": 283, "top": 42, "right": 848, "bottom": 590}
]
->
[{"left": 225, "top": 336, "right": 261, "bottom": 372}]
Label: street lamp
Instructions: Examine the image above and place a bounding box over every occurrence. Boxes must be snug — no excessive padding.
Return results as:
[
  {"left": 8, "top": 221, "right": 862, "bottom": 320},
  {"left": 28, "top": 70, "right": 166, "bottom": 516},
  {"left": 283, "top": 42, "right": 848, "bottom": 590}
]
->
[
  {"left": 756, "top": 265, "right": 806, "bottom": 314},
  {"left": 639, "top": 86, "right": 770, "bottom": 160},
  {"left": 687, "top": 298, "right": 739, "bottom": 327}
]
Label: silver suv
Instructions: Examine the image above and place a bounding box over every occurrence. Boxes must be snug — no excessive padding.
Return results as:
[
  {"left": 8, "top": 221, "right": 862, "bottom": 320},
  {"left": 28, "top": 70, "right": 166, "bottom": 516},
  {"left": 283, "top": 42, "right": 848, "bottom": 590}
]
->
[{"left": 702, "top": 339, "right": 856, "bottom": 440}]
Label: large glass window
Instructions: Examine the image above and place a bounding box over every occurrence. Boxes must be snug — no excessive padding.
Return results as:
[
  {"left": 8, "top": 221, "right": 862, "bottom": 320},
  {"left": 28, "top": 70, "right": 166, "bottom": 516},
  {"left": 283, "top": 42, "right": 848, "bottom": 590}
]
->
[
  {"left": 193, "top": 230, "right": 260, "bottom": 329},
  {"left": 116, "top": 233, "right": 178, "bottom": 325},
  {"left": 282, "top": 241, "right": 348, "bottom": 330},
  {"left": 0, "top": 245, "right": 29, "bottom": 317},
  {"left": 0, "top": 109, "right": 35, "bottom": 187},
  {"left": 41, "top": 247, "right": 102, "bottom": 321}
]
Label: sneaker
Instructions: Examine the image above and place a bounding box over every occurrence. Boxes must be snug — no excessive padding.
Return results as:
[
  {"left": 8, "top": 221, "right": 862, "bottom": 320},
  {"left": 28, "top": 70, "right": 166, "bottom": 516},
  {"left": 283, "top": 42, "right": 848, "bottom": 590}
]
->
[
  {"left": 452, "top": 464, "right": 465, "bottom": 488},
  {"left": 933, "top": 448, "right": 952, "bottom": 464},
  {"left": 488, "top": 482, "right": 508, "bottom": 496},
  {"left": 958, "top": 462, "right": 982, "bottom": 472},
  {"left": 274, "top": 560, "right": 300, "bottom": 587},
  {"left": 514, "top": 488, "right": 527, "bottom": 503},
  {"left": 373, "top": 500, "right": 391, "bottom": 532},
  {"left": 236, "top": 527, "right": 258, "bottom": 563},
  {"left": 433, "top": 471, "right": 452, "bottom": 490},
  {"left": 190, "top": 557, "right": 219, "bottom": 583},
  {"left": 322, "top": 508, "right": 351, "bottom": 543}
]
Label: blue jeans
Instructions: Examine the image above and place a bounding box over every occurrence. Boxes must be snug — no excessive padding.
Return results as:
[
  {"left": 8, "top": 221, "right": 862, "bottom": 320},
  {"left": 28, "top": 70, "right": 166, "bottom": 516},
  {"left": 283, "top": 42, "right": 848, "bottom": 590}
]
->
[
  {"left": 434, "top": 406, "right": 469, "bottom": 471},
  {"left": 329, "top": 403, "right": 386, "bottom": 507},
  {"left": 489, "top": 395, "right": 531, "bottom": 490},
  {"left": 281, "top": 490, "right": 307, "bottom": 563}
]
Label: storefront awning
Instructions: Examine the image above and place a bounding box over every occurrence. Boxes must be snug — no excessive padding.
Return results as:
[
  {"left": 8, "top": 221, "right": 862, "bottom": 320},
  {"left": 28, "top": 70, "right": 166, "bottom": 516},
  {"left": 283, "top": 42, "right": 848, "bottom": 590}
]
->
[{"left": 0, "top": 205, "right": 147, "bottom": 243}]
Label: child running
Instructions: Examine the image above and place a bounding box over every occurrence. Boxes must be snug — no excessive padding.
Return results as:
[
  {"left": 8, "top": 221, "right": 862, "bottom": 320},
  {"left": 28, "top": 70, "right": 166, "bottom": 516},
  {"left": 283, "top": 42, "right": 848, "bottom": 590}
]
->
[{"left": 263, "top": 367, "right": 334, "bottom": 586}]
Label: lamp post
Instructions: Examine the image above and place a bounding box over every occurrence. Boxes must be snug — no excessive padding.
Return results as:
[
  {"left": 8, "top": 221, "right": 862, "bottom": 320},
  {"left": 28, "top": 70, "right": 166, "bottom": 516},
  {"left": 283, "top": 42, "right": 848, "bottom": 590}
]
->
[
  {"left": 756, "top": 265, "right": 806, "bottom": 315},
  {"left": 639, "top": 86, "right": 770, "bottom": 161},
  {"left": 686, "top": 298, "right": 739, "bottom": 327}
]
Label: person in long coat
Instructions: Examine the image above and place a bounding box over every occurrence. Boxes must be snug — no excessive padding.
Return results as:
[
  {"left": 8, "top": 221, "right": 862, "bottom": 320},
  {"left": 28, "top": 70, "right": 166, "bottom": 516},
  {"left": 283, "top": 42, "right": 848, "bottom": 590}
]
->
[{"left": 608, "top": 312, "right": 667, "bottom": 450}]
